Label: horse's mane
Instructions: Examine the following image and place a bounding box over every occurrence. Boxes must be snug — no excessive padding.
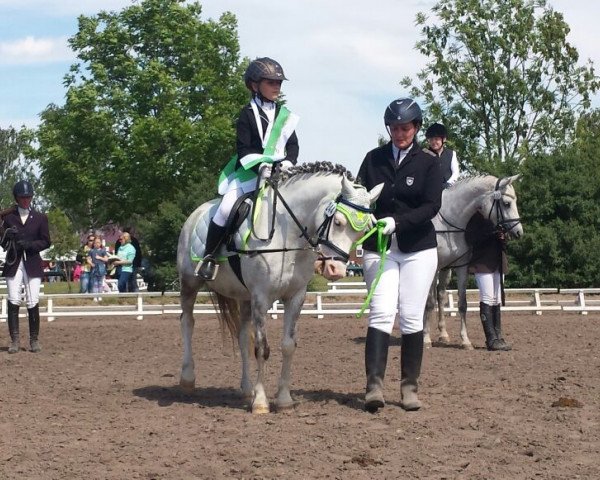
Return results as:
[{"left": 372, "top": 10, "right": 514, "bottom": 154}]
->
[
  {"left": 281, "top": 161, "right": 355, "bottom": 182},
  {"left": 446, "top": 174, "right": 495, "bottom": 190}
]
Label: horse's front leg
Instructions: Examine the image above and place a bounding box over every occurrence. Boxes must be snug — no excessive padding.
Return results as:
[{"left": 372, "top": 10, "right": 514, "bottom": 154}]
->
[
  {"left": 179, "top": 275, "right": 201, "bottom": 390},
  {"left": 238, "top": 301, "right": 253, "bottom": 399},
  {"left": 275, "top": 291, "right": 305, "bottom": 411},
  {"left": 455, "top": 266, "right": 474, "bottom": 350},
  {"left": 251, "top": 297, "right": 271, "bottom": 414},
  {"left": 436, "top": 269, "right": 451, "bottom": 344}
]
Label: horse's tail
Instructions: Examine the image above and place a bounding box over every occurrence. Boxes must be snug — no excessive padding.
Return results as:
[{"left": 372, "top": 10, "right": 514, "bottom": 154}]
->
[{"left": 210, "top": 291, "right": 242, "bottom": 343}]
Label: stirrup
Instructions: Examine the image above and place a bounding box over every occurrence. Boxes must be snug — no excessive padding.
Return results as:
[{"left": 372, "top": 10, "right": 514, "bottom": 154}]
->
[{"left": 196, "top": 256, "right": 219, "bottom": 281}]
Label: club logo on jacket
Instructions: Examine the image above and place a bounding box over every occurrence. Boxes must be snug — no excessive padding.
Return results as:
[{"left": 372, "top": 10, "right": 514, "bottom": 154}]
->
[{"left": 406, "top": 177, "right": 414, "bottom": 186}]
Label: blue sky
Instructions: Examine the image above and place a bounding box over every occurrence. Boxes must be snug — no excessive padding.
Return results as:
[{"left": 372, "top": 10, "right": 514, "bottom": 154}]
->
[{"left": 1, "top": 0, "right": 599, "bottom": 174}]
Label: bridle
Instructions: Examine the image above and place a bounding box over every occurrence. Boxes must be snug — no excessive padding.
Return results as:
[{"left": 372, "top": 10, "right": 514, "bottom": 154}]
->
[{"left": 487, "top": 177, "right": 521, "bottom": 235}]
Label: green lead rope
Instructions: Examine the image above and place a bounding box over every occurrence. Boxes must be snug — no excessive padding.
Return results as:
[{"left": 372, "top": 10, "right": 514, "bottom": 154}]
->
[{"left": 353, "top": 221, "right": 390, "bottom": 318}]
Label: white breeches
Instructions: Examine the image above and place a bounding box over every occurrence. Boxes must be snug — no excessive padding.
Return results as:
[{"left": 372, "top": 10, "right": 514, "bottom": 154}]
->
[
  {"left": 474, "top": 271, "right": 502, "bottom": 305},
  {"left": 7, "top": 260, "right": 42, "bottom": 308},
  {"left": 213, "top": 188, "right": 243, "bottom": 227},
  {"left": 363, "top": 241, "right": 438, "bottom": 335}
]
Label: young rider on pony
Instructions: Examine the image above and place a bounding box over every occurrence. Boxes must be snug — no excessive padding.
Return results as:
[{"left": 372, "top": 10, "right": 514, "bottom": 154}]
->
[{"left": 198, "top": 57, "right": 300, "bottom": 281}]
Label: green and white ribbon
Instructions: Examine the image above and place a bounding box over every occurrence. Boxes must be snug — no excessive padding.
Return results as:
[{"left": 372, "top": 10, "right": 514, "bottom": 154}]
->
[
  {"left": 354, "top": 221, "right": 390, "bottom": 318},
  {"left": 218, "top": 106, "right": 299, "bottom": 195}
]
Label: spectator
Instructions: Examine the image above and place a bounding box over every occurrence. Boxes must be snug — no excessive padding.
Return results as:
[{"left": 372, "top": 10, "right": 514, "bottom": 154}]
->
[
  {"left": 113, "top": 232, "right": 136, "bottom": 292},
  {"left": 72, "top": 262, "right": 82, "bottom": 282},
  {"left": 77, "top": 234, "right": 95, "bottom": 293},
  {"left": 114, "top": 227, "right": 142, "bottom": 292},
  {"left": 88, "top": 237, "right": 109, "bottom": 301}
]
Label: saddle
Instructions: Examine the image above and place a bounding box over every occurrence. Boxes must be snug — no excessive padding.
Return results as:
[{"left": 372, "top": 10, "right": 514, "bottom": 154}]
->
[{"left": 190, "top": 193, "right": 254, "bottom": 263}]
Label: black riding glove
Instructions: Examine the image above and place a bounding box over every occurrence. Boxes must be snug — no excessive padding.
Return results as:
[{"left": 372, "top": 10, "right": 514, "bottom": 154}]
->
[{"left": 17, "top": 239, "right": 35, "bottom": 251}]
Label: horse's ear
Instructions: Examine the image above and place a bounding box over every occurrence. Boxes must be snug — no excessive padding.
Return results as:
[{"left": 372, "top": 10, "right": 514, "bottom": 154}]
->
[
  {"left": 369, "top": 183, "right": 384, "bottom": 203},
  {"left": 341, "top": 175, "right": 356, "bottom": 197},
  {"left": 499, "top": 174, "right": 520, "bottom": 188}
]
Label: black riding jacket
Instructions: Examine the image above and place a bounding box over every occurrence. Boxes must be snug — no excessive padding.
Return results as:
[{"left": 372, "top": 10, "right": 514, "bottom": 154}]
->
[{"left": 357, "top": 140, "right": 442, "bottom": 253}]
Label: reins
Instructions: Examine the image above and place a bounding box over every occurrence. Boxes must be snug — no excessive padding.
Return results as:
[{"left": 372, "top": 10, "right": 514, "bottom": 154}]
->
[{"left": 0, "top": 225, "right": 19, "bottom": 267}]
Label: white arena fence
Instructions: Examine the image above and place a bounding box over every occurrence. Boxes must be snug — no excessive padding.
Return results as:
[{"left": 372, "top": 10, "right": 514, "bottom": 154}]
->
[{"left": 0, "top": 282, "right": 600, "bottom": 321}]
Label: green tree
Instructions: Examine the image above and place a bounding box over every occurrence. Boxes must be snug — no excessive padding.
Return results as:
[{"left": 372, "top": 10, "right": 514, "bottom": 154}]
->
[
  {"left": 508, "top": 110, "right": 600, "bottom": 287},
  {"left": 35, "top": 0, "right": 247, "bottom": 229},
  {"left": 137, "top": 177, "right": 213, "bottom": 290},
  {"left": 404, "top": 0, "right": 599, "bottom": 175},
  {"left": 45, "top": 208, "right": 80, "bottom": 291},
  {"left": 0, "top": 127, "right": 36, "bottom": 207}
]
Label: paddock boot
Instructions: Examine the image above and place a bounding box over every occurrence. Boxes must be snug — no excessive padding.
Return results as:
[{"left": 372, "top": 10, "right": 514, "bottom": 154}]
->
[
  {"left": 7, "top": 302, "right": 20, "bottom": 354},
  {"left": 400, "top": 330, "right": 424, "bottom": 411},
  {"left": 491, "top": 304, "right": 511, "bottom": 351},
  {"left": 197, "top": 220, "right": 227, "bottom": 281},
  {"left": 479, "top": 302, "right": 503, "bottom": 351},
  {"left": 364, "top": 327, "right": 390, "bottom": 413},
  {"left": 28, "top": 304, "right": 41, "bottom": 353}
]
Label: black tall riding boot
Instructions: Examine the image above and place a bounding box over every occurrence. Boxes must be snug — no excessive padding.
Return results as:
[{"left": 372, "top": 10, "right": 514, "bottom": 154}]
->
[
  {"left": 364, "top": 327, "right": 390, "bottom": 413},
  {"left": 7, "top": 302, "right": 20, "bottom": 354},
  {"left": 400, "top": 330, "right": 424, "bottom": 411},
  {"left": 491, "top": 304, "right": 511, "bottom": 351},
  {"left": 197, "top": 220, "right": 227, "bottom": 281},
  {"left": 479, "top": 302, "right": 503, "bottom": 351},
  {"left": 28, "top": 304, "right": 41, "bottom": 353}
]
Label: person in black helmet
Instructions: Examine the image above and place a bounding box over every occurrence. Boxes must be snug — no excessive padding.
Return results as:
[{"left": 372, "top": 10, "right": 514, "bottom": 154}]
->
[
  {"left": 1, "top": 180, "right": 51, "bottom": 353},
  {"left": 357, "top": 98, "right": 442, "bottom": 413},
  {"left": 425, "top": 122, "right": 460, "bottom": 188},
  {"left": 198, "top": 57, "right": 300, "bottom": 281}
]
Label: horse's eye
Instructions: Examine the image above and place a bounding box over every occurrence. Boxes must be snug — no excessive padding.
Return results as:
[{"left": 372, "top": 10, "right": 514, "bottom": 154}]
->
[
  {"left": 334, "top": 218, "right": 342, "bottom": 226},
  {"left": 504, "top": 201, "right": 511, "bottom": 208}
]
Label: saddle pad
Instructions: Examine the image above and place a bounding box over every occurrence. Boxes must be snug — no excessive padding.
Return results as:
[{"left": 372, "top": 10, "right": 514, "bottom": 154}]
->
[{"left": 189, "top": 201, "right": 251, "bottom": 262}]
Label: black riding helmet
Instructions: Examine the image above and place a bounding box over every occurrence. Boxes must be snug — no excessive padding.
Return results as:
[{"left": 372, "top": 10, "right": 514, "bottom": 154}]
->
[
  {"left": 384, "top": 98, "right": 423, "bottom": 127},
  {"left": 244, "top": 57, "right": 288, "bottom": 90},
  {"left": 425, "top": 122, "right": 448, "bottom": 139},
  {"left": 13, "top": 180, "right": 34, "bottom": 198}
]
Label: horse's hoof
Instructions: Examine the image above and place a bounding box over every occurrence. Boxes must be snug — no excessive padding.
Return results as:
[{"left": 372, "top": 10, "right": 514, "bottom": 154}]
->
[
  {"left": 461, "top": 343, "right": 474, "bottom": 350},
  {"left": 424, "top": 340, "right": 433, "bottom": 349},
  {"left": 275, "top": 400, "right": 295, "bottom": 412},
  {"left": 438, "top": 336, "right": 450, "bottom": 344},
  {"left": 251, "top": 403, "right": 270, "bottom": 414},
  {"left": 179, "top": 379, "right": 195, "bottom": 391}
]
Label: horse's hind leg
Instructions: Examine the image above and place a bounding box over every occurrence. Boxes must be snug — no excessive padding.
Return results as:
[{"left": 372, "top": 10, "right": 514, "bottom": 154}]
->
[
  {"left": 275, "top": 292, "right": 304, "bottom": 411},
  {"left": 238, "top": 301, "right": 254, "bottom": 399},
  {"left": 436, "top": 269, "right": 451, "bottom": 344},
  {"left": 180, "top": 274, "right": 202, "bottom": 390},
  {"left": 455, "top": 266, "right": 474, "bottom": 350},
  {"left": 423, "top": 280, "right": 435, "bottom": 348}
]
